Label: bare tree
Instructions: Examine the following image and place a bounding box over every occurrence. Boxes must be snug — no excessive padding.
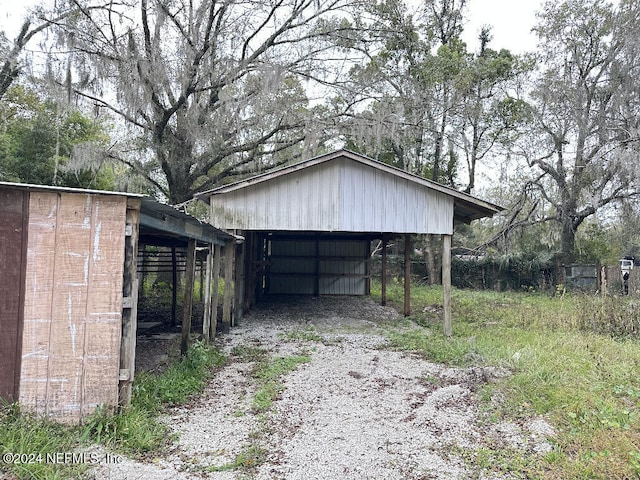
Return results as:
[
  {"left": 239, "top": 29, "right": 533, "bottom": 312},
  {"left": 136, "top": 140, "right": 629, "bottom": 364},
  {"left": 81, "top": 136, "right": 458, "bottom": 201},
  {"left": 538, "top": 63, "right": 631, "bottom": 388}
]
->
[
  {"left": 0, "top": 6, "right": 83, "bottom": 99},
  {"left": 46, "top": 0, "right": 363, "bottom": 203}
]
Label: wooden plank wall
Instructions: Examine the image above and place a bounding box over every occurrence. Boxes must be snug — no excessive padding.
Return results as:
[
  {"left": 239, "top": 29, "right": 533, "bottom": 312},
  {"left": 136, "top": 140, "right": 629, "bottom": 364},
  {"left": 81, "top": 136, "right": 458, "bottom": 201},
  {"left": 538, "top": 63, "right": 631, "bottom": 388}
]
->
[
  {"left": 0, "top": 189, "right": 28, "bottom": 402},
  {"left": 19, "top": 192, "right": 127, "bottom": 422}
]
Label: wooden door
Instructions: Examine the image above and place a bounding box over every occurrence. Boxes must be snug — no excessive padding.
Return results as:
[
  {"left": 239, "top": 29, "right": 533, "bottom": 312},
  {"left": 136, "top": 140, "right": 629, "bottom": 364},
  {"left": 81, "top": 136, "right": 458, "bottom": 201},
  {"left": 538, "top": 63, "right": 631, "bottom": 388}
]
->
[{"left": 0, "top": 188, "right": 28, "bottom": 402}]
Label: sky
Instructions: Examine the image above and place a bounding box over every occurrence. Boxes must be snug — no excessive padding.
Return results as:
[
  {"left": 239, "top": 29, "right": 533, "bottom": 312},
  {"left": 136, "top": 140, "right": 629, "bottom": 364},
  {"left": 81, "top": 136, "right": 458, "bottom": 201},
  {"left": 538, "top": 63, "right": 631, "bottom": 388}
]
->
[
  {"left": 0, "top": 0, "right": 543, "bottom": 54},
  {"left": 461, "top": 0, "right": 542, "bottom": 53}
]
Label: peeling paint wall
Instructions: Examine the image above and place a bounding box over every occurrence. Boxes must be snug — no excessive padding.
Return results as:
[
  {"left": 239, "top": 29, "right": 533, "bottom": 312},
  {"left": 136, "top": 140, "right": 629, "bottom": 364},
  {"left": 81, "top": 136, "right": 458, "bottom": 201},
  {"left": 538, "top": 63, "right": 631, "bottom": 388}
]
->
[{"left": 19, "top": 191, "right": 127, "bottom": 423}]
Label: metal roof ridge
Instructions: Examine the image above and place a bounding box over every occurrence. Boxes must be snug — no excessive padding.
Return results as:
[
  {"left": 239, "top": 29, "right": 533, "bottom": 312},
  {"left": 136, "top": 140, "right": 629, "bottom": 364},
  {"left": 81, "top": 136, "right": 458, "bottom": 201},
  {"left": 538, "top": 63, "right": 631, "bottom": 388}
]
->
[{"left": 193, "top": 149, "right": 503, "bottom": 213}]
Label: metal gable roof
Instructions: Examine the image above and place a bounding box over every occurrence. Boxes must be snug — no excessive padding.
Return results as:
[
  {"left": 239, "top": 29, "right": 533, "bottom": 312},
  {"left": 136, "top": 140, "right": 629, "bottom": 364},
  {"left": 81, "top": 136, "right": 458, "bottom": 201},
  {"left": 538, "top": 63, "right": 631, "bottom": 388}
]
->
[{"left": 195, "top": 149, "right": 503, "bottom": 225}]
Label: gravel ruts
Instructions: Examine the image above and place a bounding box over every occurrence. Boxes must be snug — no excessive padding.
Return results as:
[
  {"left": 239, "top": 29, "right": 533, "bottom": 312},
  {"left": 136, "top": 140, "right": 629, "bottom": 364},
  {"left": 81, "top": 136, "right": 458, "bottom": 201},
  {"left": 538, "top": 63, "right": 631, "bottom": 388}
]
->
[{"left": 90, "top": 296, "right": 554, "bottom": 480}]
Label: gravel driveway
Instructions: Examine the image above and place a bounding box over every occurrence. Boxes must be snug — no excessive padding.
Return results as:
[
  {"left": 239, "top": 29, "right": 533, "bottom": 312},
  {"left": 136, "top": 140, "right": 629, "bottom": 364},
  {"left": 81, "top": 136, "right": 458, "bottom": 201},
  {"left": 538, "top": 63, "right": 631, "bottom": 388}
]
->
[{"left": 90, "top": 296, "right": 554, "bottom": 480}]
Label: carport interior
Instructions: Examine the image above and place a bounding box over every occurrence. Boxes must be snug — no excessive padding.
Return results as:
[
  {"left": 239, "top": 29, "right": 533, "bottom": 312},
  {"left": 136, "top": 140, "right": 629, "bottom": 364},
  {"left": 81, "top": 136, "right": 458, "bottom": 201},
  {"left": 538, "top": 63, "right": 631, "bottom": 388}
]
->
[{"left": 239, "top": 231, "right": 406, "bottom": 312}]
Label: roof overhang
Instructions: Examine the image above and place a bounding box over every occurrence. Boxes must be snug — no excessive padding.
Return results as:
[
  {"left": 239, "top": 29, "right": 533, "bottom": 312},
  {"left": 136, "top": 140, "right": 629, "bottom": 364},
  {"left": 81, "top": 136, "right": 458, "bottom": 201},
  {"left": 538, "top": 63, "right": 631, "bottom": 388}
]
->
[{"left": 139, "top": 198, "right": 238, "bottom": 247}]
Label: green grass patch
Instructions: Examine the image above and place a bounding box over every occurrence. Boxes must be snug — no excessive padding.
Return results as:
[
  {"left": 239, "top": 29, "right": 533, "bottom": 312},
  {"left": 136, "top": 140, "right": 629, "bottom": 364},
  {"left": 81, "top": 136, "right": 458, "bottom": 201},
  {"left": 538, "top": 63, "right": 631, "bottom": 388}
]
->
[
  {"left": 252, "top": 355, "right": 311, "bottom": 413},
  {"left": 1, "top": 341, "right": 226, "bottom": 479},
  {"left": 375, "top": 280, "right": 640, "bottom": 479},
  {"left": 280, "top": 326, "right": 325, "bottom": 343}
]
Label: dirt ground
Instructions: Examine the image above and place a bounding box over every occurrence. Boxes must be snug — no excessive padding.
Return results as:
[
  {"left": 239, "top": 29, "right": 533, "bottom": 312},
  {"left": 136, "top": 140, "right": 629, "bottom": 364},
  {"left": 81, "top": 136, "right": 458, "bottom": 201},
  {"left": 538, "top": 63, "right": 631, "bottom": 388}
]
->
[{"left": 90, "top": 296, "right": 554, "bottom": 480}]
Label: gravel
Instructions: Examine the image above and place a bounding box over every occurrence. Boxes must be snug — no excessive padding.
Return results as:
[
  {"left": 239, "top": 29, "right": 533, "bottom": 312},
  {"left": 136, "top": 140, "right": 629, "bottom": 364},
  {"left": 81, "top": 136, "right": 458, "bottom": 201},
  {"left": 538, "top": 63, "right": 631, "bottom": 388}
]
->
[{"left": 89, "top": 296, "right": 554, "bottom": 480}]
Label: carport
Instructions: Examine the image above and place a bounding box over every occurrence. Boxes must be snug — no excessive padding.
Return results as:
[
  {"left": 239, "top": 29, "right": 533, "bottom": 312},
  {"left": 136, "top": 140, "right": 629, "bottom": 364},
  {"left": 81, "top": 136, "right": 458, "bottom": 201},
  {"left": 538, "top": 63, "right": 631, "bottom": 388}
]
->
[{"left": 195, "top": 149, "right": 502, "bottom": 335}]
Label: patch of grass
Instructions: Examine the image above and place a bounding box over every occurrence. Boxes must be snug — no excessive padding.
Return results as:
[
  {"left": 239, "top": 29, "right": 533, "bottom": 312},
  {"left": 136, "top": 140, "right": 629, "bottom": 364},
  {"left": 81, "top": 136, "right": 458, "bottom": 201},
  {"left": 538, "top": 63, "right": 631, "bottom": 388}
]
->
[
  {"left": 83, "top": 341, "right": 225, "bottom": 454},
  {"left": 281, "top": 326, "right": 324, "bottom": 343},
  {"left": 377, "top": 280, "right": 640, "bottom": 479},
  {"left": 231, "top": 344, "right": 268, "bottom": 362},
  {"left": 1, "top": 341, "right": 226, "bottom": 479},
  {"left": 207, "top": 443, "right": 267, "bottom": 472},
  {"left": 252, "top": 355, "right": 311, "bottom": 413},
  {"left": 0, "top": 403, "right": 88, "bottom": 480}
]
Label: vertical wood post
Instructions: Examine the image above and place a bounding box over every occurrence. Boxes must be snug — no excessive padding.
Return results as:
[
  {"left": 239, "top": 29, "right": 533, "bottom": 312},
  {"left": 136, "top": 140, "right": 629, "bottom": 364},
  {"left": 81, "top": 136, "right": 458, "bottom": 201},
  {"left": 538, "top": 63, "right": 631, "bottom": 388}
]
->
[
  {"left": 443, "top": 234, "right": 452, "bottom": 337},
  {"left": 233, "top": 240, "right": 245, "bottom": 326},
  {"left": 381, "top": 236, "right": 387, "bottom": 306},
  {"left": 171, "top": 246, "right": 177, "bottom": 326},
  {"left": 365, "top": 240, "right": 372, "bottom": 295},
  {"left": 314, "top": 235, "right": 320, "bottom": 297},
  {"left": 210, "top": 243, "right": 222, "bottom": 339},
  {"left": 202, "top": 245, "right": 213, "bottom": 342},
  {"left": 404, "top": 234, "right": 411, "bottom": 316},
  {"left": 180, "top": 239, "right": 196, "bottom": 356},
  {"left": 222, "top": 243, "right": 234, "bottom": 334},
  {"left": 119, "top": 198, "right": 140, "bottom": 407}
]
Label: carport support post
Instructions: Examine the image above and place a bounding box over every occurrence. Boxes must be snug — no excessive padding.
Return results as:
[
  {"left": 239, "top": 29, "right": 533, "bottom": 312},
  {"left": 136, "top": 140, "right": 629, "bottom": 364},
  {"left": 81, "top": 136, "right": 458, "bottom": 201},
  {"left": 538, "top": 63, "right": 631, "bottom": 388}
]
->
[
  {"left": 180, "top": 239, "right": 196, "bottom": 356},
  {"left": 222, "top": 242, "right": 234, "bottom": 334},
  {"left": 203, "top": 244, "right": 213, "bottom": 342},
  {"left": 381, "top": 235, "right": 387, "bottom": 306},
  {"left": 404, "top": 234, "right": 411, "bottom": 316},
  {"left": 443, "top": 234, "right": 452, "bottom": 337},
  {"left": 210, "top": 243, "right": 222, "bottom": 338}
]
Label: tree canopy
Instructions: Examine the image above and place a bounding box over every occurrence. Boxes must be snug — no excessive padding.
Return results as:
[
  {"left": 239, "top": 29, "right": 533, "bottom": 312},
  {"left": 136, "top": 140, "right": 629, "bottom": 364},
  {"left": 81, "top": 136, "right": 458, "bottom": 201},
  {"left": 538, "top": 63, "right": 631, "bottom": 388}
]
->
[{"left": 2, "top": 0, "right": 640, "bottom": 264}]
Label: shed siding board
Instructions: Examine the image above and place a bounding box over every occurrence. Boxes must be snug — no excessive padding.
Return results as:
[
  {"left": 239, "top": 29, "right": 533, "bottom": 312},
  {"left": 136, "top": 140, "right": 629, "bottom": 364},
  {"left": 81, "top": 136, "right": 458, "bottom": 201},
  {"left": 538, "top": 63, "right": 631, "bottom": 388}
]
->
[
  {"left": 209, "top": 157, "right": 454, "bottom": 234},
  {"left": 19, "top": 192, "right": 126, "bottom": 422},
  {"left": 0, "top": 189, "right": 27, "bottom": 401}
]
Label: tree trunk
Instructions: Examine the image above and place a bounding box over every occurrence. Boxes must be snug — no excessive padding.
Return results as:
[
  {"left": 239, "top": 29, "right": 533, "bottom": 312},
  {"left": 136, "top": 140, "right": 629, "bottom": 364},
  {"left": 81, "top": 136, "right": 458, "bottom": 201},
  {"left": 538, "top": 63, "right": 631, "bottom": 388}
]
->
[{"left": 422, "top": 235, "right": 438, "bottom": 285}]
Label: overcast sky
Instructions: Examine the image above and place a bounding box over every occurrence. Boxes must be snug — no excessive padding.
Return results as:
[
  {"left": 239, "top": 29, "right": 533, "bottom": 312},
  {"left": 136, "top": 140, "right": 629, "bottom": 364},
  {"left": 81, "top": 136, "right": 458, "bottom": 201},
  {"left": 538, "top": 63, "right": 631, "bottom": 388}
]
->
[
  {"left": 1, "top": 0, "right": 543, "bottom": 54},
  {"left": 462, "top": 0, "right": 541, "bottom": 53}
]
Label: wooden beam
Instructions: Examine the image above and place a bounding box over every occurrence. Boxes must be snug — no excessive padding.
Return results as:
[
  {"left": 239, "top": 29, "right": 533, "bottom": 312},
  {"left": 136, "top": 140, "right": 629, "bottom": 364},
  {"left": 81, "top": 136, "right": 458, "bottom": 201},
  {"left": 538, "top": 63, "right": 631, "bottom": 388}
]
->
[
  {"left": 404, "top": 234, "right": 411, "bottom": 316},
  {"left": 233, "top": 240, "right": 245, "bottom": 325},
  {"left": 180, "top": 239, "right": 196, "bottom": 356},
  {"left": 118, "top": 198, "right": 140, "bottom": 407},
  {"left": 171, "top": 246, "right": 177, "bottom": 327},
  {"left": 211, "top": 243, "right": 222, "bottom": 339},
  {"left": 222, "top": 243, "right": 234, "bottom": 334},
  {"left": 443, "top": 234, "right": 452, "bottom": 337},
  {"left": 381, "top": 236, "right": 387, "bottom": 306},
  {"left": 202, "top": 245, "right": 213, "bottom": 343}
]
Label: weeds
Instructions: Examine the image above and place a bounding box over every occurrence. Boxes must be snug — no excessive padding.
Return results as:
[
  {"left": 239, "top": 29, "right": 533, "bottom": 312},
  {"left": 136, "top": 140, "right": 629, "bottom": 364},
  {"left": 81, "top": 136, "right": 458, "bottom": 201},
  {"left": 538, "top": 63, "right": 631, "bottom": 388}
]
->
[
  {"left": 373, "top": 280, "right": 640, "bottom": 479},
  {"left": 1, "top": 341, "right": 226, "bottom": 479},
  {"left": 252, "top": 355, "right": 310, "bottom": 413}
]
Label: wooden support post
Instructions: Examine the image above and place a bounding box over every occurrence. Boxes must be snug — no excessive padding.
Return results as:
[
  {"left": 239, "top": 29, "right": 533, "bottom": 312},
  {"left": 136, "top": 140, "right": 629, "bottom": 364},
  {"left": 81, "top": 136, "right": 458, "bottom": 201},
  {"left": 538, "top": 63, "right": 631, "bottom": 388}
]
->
[
  {"left": 443, "top": 234, "right": 452, "bottom": 337},
  {"left": 171, "top": 246, "right": 177, "bottom": 326},
  {"left": 119, "top": 199, "right": 140, "bottom": 407},
  {"left": 366, "top": 240, "right": 372, "bottom": 295},
  {"left": 211, "top": 243, "right": 222, "bottom": 339},
  {"left": 314, "top": 235, "right": 320, "bottom": 297},
  {"left": 222, "top": 243, "right": 234, "bottom": 334},
  {"left": 404, "top": 234, "right": 411, "bottom": 316},
  {"left": 233, "top": 240, "right": 245, "bottom": 326},
  {"left": 180, "top": 239, "right": 196, "bottom": 356},
  {"left": 381, "top": 236, "right": 387, "bottom": 306},
  {"left": 202, "top": 245, "right": 213, "bottom": 343}
]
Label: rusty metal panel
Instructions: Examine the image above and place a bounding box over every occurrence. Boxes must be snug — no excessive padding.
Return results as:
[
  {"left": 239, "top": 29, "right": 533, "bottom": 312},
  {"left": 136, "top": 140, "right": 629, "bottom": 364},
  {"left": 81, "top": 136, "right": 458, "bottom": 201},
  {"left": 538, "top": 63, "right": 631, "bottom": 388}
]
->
[{"left": 0, "top": 188, "right": 28, "bottom": 402}]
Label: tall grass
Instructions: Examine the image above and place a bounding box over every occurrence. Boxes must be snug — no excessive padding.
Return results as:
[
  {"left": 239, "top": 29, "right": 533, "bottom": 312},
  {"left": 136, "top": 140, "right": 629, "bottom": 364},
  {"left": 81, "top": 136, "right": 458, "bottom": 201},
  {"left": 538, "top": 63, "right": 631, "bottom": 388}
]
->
[
  {"left": 1, "top": 341, "right": 225, "bottom": 480},
  {"left": 373, "top": 280, "right": 640, "bottom": 479}
]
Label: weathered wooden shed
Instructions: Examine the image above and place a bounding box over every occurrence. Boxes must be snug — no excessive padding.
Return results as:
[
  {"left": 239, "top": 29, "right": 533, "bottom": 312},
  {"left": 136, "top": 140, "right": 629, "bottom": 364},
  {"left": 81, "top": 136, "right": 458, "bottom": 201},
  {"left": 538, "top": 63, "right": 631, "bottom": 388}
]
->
[
  {"left": 0, "top": 182, "right": 234, "bottom": 423},
  {"left": 195, "top": 149, "right": 502, "bottom": 329}
]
